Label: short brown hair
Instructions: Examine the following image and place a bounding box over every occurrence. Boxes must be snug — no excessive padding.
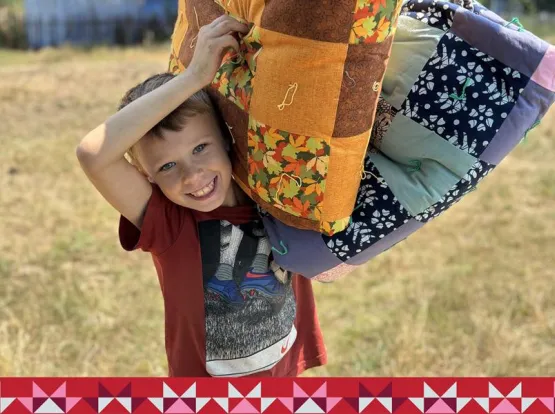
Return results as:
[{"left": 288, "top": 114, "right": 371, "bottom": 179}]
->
[{"left": 119, "top": 72, "right": 215, "bottom": 169}]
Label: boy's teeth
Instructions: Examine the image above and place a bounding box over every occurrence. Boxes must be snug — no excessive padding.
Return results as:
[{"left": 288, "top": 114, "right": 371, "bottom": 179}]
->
[{"left": 191, "top": 179, "right": 215, "bottom": 197}]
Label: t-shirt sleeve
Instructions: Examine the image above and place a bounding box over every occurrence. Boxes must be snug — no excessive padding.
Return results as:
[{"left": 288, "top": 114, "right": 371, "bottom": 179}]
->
[{"left": 119, "top": 185, "right": 192, "bottom": 255}]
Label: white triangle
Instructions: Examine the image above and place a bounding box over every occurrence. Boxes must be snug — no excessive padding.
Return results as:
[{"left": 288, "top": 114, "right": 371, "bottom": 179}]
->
[
  {"left": 457, "top": 397, "right": 471, "bottom": 411},
  {"left": 409, "top": 398, "right": 424, "bottom": 412},
  {"left": 522, "top": 397, "right": 536, "bottom": 412},
  {"left": 99, "top": 397, "right": 114, "bottom": 413},
  {"left": 214, "top": 397, "right": 229, "bottom": 411},
  {"left": 443, "top": 383, "right": 457, "bottom": 399},
  {"left": 297, "top": 399, "right": 324, "bottom": 414},
  {"left": 247, "top": 383, "right": 261, "bottom": 399},
  {"left": 474, "top": 397, "right": 489, "bottom": 411},
  {"left": 148, "top": 398, "right": 163, "bottom": 412},
  {"left": 116, "top": 397, "right": 132, "bottom": 412},
  {"left": 507, "top": 383, "right": 522, "bottom": 398},
  {"left": 35, "top": 398, "right": 64, "bottom": 414},
  {"left": 489, "top": 383, "right": 504, "bottom": 398},
  {"left": 377, "top": 397, "right": 393, "bottom": 413},
  {"left": 261, "top": 398, "right": 275, "bottom": 412},
  {"left": 197, "top": 398, "right": 210, "bottom": 411},
  {"left": 0, "top": 398, "right": 15, "bottom": 413},
  {"left": 229, "top": 384, "right": 243, "bottom": 398},
  {"left": 360, "top": 397, "right": 374, "bottom": 412},
  {"left": 182, "top": 383, "right": 197, "bottom": 398},
  {"left": 424, "top": 383, "right": 439, "bottom": 399},
  {"left": 163, "top": 383, "right": 178, "bottom": 398}
]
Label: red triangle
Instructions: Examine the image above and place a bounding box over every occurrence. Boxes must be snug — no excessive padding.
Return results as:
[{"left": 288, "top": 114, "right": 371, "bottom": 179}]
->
[
  {"left": 84, "top": 398, "right": 98, "bottom": 411},
  {"left": 131, "top": 398, "right": 146, "bottom": 411},
  {"left": 345, "top": 397, "right": 359, "bottom": 411},
  {"left": 33, "top": 398, "right": 48, "bottom": 412},
  {"left": 365, "top": 400, "right": 393, "bottom": 414},
  {"left": 459, "top": 399, "right": 488, "bottom": 414},
  {"left": 489, "top": 380, "right": 522, "bottom": 397},
  {"left": 360, "top": 383, "right": 374, "bottom": 398},
  {"left": 99, "top": 384, "right": 113, "bottom": 398},
  {"left": 392, "top": 397, "right": 407, "bottom": 411},
  {"left": 117, "top": 384, "right": 132, "bottom": 398},
  {"left": 378, "top": 383, "right": 393, "bottom": 398},
  {"left": 103, "top": 399, "right": 130, "bottom": 414},
  {"left": 508, "top": 398, "right": 522, "bottom": 410}
]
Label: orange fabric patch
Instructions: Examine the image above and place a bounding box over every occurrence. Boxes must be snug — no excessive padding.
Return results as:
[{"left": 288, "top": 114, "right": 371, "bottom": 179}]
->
[
  {"left": 322, "top": 131, "right": 372, "bottom": 222},
  {"left": 215, "top": 0, "right": 265, "bottom": 26},
  {"left": 249, "top": 27, "right": 348, "bottom": 139}
]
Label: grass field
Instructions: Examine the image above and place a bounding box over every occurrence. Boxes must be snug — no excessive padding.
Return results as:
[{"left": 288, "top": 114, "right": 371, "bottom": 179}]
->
[{"left": 1, "top": 42, "right": 554, "bottom": 377}]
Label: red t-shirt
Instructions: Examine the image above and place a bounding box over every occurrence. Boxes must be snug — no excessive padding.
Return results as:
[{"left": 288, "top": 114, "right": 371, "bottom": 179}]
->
[{"left": 119, "top": 185, "right": 327, "bottom": 377}]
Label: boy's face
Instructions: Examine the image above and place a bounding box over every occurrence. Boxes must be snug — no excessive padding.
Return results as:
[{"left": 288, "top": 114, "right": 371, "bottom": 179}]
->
[{"left": 135, "top": 112, "right": 235, "bottom": 212}]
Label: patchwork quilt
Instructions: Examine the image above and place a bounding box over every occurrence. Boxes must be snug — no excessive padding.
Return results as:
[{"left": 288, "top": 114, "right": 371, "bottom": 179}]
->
[
  {"left": 260, "top": 0, "right": 555, "bottom": 281},
  {"left": 169, "top": 0, "right": 404, "bottom": 236}
]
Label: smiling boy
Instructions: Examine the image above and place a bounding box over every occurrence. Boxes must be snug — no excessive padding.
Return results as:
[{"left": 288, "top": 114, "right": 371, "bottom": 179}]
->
[{"left": 76, "top": 15, "right": 326, "bottom": 377}]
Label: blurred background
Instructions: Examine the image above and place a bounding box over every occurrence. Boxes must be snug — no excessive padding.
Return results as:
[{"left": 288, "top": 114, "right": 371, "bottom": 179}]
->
[{"left": 0, "top": 0, "right": 554, "bottom": 376}]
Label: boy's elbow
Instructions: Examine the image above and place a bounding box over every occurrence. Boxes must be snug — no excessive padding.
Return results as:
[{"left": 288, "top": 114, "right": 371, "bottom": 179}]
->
[{"left": 75, "top": 137, "right": 99, "bottom": 171}]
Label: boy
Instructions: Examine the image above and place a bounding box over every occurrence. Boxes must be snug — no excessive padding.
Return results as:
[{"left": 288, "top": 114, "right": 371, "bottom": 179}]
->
[{"left": 76, "top": 15, "right": 326, "bottom": 377}]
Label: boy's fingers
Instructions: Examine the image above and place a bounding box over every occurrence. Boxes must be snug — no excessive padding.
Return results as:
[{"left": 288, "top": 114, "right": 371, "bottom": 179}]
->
[
  {"left": 215, "top": 35, "right": 240, "bottom": 55},
  {"left": 206, "top": 15, "right": 248, "bottom": 37}
]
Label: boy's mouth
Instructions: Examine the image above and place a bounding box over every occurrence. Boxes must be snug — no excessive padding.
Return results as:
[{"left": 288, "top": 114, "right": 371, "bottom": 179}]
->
[{"left": 188, "top": 177, "right": 217, "bottom": 200}]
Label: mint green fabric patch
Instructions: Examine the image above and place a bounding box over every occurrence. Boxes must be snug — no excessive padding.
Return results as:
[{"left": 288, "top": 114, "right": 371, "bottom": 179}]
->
[
  {"left": 368, "top": 115, "right": 478, "bottom": 216},
  {"left": 381, "top": 16, "right": 445, "bottom": 109}
]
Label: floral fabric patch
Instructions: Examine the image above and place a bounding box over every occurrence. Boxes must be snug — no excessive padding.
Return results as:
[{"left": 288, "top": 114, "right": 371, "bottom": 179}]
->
[
  {"left": 212, "top": 26, "right": 262, "bottom": 111},
  {"left": 401, "top": 32, "right": 529, "bottom": 158},
  {"left": 350, "top": 0, "right": 404, "bottom": 44},
  {"left": 247, "top": 118, "right": 330, "bottom": 223}
]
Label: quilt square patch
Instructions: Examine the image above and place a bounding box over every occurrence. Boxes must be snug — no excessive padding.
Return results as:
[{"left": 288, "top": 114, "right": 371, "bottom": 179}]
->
[
  {"left": 415, "top": 160, "right": 495, "bottom": 222},
  {"left": 401, "top": 32, "right": 530, "bottom": 158}
]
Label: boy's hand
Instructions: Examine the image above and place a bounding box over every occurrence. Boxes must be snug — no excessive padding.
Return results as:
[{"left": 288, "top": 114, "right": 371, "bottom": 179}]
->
[{"left": 187, "top": 15, "right": 249, "bottom": 87}]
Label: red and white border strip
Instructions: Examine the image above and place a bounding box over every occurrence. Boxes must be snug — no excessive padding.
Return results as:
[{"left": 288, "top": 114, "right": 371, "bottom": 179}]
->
[{"left": 1, "top": 378, "right": 554, "bottom": 413}]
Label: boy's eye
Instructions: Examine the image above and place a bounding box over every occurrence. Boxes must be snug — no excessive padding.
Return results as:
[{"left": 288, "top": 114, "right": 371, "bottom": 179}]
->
[
  {"left": 193, "top": 144, "right": 207, "bottom": 155},
  {"left": 159, "top": 162, "right": 176, "bottom": 172}
]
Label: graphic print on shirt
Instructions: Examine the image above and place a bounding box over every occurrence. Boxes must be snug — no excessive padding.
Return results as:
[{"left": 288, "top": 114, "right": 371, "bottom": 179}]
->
[{"left": 201, "top": 220, "right": 297, "bottom": 377}]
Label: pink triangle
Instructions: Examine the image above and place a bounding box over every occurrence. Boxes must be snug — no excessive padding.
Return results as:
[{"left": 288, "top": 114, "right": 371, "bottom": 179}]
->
[
  {"left": 66, "top": 397, "right": 80, "bottom": 412},
  {"left": 51, "top": 383, "right": 66, "bottom": 398},
  {"left": 312, "top": 383, "right": 327, "bottom": 398},
  {"left": 327, "top": 397, "right": 341, "bottom": 411},
  {"left": 18, "top": 397, "right": 33, "bottom": 412},
  {"left": 279, "top": 397, "right": 294, "bottom": 411},
  {"left": 540, "top": 398, "right": 555, "bottom": 412},
  {"left": 33, "top": 383, "right": 48, "bottom": 398},
  {"left": 428, "top": 399, "right": 455, "bottom": 414},
  {"left": 167, "top": 399, "right": 194, "bottom": 414},
  {"left": 293, "top": 384, "right": 308, "bottom": 398},
  {"left": 492, "top": 399, "right": 520, "bottom": 414},
  {"left": 231, "top": 399, "right": 258, "bottom": 414}
]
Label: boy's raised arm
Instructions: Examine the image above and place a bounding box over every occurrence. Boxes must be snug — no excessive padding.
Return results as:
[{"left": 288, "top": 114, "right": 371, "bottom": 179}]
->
[{"left": 76, "top": 16, "right": 248, "bottom": 229}]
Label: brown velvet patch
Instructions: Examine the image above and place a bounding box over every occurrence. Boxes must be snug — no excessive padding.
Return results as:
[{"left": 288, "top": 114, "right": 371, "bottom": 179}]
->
[
  {"left": 332, "top": 36, "right": 394, "bottom": 137},
  {"left": 177, "top": 0, "right": 225, "bottom": 67},
  {"left": 260, "top": 0, "right": 356, "bottom": 44},
  {"left": 207, "top": 89, "right": 250, "bottom": 191}
]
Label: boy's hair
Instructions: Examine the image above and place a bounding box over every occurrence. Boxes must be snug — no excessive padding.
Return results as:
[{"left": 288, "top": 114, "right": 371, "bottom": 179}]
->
[{"left": 118, "top": 72, "right": 215, "bottom": 171}]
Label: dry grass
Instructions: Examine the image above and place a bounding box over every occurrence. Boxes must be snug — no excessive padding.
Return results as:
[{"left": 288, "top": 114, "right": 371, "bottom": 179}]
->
[{"left": 1, "top": 43, "right": 554, "bottom": 376}]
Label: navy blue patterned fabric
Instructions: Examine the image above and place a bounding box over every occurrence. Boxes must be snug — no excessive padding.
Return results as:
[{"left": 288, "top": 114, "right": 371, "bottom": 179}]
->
[
  {"left": 401, "top": 32, "right": 530, "bottom": 158},
  {"left": 415, "top": 160, "right": 494, "bottom": 222},
  {"left": 403, "top": 0, "right": 463, "bottom": 31},
  {"left": 322, "top": 160, "right": 411, "bottom": 262}
]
